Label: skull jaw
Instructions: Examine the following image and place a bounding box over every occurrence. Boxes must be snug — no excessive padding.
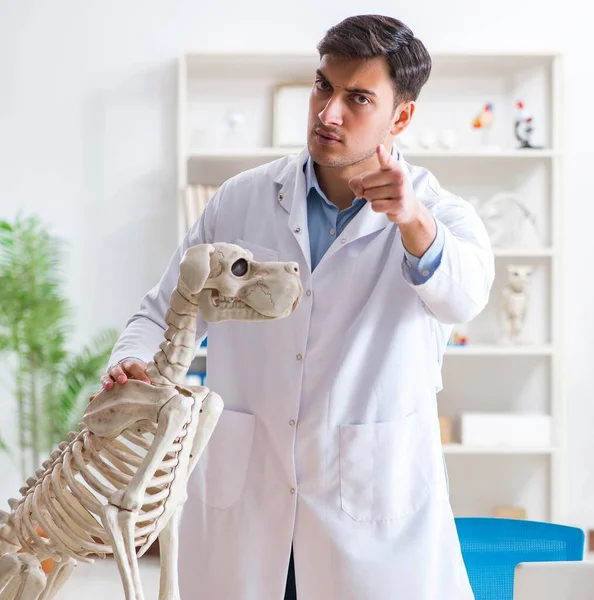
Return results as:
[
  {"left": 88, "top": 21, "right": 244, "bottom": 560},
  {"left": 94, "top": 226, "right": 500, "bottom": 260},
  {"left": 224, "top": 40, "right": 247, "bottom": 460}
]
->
[{"left": 197, "top": 289, "right": 276, "bottom": 323}]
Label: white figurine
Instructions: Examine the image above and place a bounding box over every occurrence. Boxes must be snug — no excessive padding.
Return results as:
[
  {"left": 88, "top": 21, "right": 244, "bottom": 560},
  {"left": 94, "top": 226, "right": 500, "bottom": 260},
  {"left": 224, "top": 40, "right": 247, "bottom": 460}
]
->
[
  {"left": 418, "top": 129, "right": 437, "bottom": 150},
  {"left": 396, "top": 130, "right": 414, "bottom": 150},
  {"left": 500, "top": 264, "right": 533, "bottom": 344},
  {"left": 0, "top": 242, "right": 302, "bottom": 600},
  {"left": 439, "top": 128, "right": 458, "bottom": 150},
  {"left": 476, "top": 192, "right": 540, "bottom": 249}
]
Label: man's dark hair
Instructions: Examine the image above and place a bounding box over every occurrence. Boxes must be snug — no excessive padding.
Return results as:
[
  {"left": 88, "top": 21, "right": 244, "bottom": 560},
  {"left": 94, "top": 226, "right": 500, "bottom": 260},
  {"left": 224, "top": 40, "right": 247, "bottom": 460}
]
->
[{"left": 316, "top": 15, "right": 432, "bottom": 106}]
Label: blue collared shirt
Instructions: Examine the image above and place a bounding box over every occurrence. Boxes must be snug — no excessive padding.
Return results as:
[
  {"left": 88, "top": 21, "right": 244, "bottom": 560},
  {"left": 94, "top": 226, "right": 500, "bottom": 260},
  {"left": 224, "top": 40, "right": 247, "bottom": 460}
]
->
[{"left": 304, "top": 153, "right": 445, "bottom": 281}]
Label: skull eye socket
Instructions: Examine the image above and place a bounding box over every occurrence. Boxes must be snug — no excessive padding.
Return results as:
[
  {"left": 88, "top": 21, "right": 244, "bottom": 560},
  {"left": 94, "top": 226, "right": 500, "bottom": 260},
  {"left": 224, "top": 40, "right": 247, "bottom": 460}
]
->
[{"left": 231, "top": 258, "right": 249, "bottom": 277}]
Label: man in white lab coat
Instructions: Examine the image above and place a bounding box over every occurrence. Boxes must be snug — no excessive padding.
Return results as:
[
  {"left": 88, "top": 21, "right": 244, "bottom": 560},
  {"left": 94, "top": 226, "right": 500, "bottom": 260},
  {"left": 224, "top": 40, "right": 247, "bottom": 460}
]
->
[{"left": 101, "top": 14, "right": 494, "bottom": 600}]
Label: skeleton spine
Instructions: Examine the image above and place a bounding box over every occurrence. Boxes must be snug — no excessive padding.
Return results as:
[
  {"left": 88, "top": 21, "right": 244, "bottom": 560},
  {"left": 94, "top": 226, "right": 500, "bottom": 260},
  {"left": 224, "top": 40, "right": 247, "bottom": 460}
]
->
[{"left": 146, "top": 279, "right": 200, "bottom": 386}]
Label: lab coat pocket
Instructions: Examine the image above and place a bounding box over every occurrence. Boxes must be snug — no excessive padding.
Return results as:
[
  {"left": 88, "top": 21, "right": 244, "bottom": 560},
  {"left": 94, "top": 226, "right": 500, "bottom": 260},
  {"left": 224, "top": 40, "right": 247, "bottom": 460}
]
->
[
  {"left": 339, "top": 413, "right": 430, "bottom": 522},
  {"left": 203, "top": 409, "right": 256, "bottom": 510},
  {"left": 234, "top": 238, "right": 280, "bottom": 262}
]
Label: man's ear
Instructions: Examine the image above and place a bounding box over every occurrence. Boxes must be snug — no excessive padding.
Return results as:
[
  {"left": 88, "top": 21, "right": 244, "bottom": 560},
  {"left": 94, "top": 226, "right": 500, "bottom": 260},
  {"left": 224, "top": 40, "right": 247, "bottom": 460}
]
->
[
  {"left": 390, "top": 101, "right": 415, "bottom": 136},
  {"left": 179, "top": 244, "right": 215, "bottom": 294}
]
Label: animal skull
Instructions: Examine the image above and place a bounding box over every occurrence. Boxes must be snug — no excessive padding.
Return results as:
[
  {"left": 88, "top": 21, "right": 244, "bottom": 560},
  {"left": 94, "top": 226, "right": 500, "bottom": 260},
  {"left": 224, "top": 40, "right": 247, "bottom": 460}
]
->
[{"left": 197, "top": 242, "right": 303, "bottom": 322}]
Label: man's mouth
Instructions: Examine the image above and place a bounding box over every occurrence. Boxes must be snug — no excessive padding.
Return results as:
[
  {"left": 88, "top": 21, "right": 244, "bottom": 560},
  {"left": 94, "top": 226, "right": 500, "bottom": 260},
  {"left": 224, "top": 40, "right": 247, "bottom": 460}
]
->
[{"left": 315, "top": 129, "right": 341, "bottom": 142}]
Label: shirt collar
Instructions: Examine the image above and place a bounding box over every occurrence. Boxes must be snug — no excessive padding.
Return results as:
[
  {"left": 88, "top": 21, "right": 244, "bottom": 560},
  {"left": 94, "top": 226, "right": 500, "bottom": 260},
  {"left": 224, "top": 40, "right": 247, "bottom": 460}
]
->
[{"left": 304, "top": 145, "right": 401, "bottom": 206}]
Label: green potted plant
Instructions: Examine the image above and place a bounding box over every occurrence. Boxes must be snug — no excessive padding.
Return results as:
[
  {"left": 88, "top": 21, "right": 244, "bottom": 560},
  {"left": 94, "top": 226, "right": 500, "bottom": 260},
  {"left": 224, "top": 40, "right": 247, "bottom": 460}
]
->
[{"left": 0, "top": 214, "right": 118, "bottom": 480}]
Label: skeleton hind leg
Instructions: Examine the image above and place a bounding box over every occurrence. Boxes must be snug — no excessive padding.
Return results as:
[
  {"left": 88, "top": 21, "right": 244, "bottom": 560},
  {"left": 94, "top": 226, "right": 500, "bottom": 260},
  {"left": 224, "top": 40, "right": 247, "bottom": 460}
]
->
[
  {"left": 38, "top": 558, "right": 76, "bottom": 600},
  {"left": 0, "top": 552, "right": 21, "bottom": 599},
  {"left": 0, "top": 553, "right": 46, "bottom": 600}
]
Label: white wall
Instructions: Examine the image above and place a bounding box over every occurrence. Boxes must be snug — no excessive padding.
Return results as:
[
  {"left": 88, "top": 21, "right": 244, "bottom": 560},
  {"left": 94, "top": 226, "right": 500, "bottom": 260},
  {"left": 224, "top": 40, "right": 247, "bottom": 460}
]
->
[{"left": 1, "top": 0, "right": 593, "bottom": 532}]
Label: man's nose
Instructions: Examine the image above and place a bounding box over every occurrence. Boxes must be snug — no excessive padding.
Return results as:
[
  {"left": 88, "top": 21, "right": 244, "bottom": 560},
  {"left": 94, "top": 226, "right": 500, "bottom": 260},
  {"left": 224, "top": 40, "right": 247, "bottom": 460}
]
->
[{"left": 318, "top": 97, "right": 343, "bottom": 126}]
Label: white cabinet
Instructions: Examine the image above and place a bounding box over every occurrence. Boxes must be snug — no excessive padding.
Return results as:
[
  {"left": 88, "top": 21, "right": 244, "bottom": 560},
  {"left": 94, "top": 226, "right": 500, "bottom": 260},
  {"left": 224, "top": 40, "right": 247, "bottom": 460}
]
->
[{"left": 177, "top": 50, "right": 565, "bottom": 523}]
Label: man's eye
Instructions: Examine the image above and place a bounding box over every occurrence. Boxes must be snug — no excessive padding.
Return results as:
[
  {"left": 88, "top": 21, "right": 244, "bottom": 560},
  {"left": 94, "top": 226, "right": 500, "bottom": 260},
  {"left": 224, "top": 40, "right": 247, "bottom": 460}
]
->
[
  {"left": 315, "top": 79, "right": 330, "bottom": 91},
  {"left": 353, "top": 95, "right": 369, "bottom": 105},
  {"left": 231, "top": 258, "right": 249, "bottom": 277}
]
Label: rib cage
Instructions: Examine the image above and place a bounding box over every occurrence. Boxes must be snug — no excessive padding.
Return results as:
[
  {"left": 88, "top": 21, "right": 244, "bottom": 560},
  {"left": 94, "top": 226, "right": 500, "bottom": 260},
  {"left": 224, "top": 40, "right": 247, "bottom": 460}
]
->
[{"left": 4, "top": 417, "right": 190, "bottom": 564}]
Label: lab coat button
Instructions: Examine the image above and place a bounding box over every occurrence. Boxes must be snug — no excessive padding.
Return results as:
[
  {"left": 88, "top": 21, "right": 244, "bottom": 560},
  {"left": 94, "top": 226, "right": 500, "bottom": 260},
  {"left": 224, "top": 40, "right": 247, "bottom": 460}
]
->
[
  {"left": 296, "top": 353, "right": 303, "bottom": 361},
  {"left": 306, "top": 290, "right": 311, "bottom": 297},
  {"left": 279, "top": 193, "right": 284, "bottom": 201},
  {"left": 294, "top": 227, "right": 301, "bottom": 233},
  {"left": 340, "top": 237, "right": 347, "bottom": 244},
  {"left": 290, "top": 487, "right": 296, "bottom": 494},
  {"left": 289, "top": 419, "right": 296, "bottom": 426}
]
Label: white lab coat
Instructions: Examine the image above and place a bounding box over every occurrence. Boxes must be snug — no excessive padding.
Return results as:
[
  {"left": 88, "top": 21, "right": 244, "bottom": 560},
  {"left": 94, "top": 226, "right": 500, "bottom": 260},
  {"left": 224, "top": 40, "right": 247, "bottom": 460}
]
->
[{"left": 110, "top": 148, "right": 494, "bottom": 599}]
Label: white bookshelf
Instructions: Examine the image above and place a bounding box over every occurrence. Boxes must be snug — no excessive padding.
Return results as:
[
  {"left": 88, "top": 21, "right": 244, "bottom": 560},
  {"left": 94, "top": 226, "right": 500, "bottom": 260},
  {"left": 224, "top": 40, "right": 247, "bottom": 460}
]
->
[
  {"left": 188, "top": 147, "right": 557, "bottom": 159},
  {"left": 177, "top": 50, "right": 565, "bottom": 525},
  {"left": 445, "top": 345, "right": 554, "bottom": 356},
  {"left": 442, "top": 444, "right": 555, "bottom": 455}
]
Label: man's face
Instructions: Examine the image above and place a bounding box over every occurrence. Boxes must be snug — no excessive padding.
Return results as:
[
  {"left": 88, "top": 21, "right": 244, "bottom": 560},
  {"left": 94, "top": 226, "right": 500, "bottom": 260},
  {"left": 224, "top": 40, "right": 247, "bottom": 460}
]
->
[{"left": 307, "top": 54, "right": 407, "bottom": 169}]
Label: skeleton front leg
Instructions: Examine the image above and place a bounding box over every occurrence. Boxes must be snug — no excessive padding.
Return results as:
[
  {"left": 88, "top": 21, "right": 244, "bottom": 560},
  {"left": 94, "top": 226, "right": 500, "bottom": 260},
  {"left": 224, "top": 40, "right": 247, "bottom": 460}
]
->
[
  {"left": 109, "top": 393, "right": 194, "bottom": 512},
  {"left": 101, "top": 504, "right": 144, "bottom": 600},
  {"left": 156, "top": 507, "right": 182, "bottom": 600},
  {"left": 156, "top": 389, "right": 223, "bottom": 600},
  {"left": 100, "top": 393, "right": 193, "bottom": 600}
]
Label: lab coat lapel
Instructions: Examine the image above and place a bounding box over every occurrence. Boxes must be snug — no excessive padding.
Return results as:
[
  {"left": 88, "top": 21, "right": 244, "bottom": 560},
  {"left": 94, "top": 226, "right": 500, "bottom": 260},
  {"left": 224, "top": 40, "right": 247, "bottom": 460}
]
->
[
  {"left": 273, "top": 148, "right": 409, "bottom": 273},
  {"left": 315, "top": 201, "right": 391, "bottom": 270},
  {"left": 274, "top": 148, "right": 312, "bottom": 272}
]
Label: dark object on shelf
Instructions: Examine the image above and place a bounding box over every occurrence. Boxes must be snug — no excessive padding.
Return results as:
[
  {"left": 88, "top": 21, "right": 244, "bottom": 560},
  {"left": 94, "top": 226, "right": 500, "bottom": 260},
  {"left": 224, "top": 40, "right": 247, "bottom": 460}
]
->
[{"left": 514, "top": 100, "right": 543, "bottom": 150}]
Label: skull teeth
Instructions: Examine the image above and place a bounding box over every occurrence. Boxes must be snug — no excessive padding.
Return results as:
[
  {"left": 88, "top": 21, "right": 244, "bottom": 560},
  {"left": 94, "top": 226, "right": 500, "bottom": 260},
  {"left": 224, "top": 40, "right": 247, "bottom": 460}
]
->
[{"left": 211, "top": 292, "right": 247, "bottom": 309}]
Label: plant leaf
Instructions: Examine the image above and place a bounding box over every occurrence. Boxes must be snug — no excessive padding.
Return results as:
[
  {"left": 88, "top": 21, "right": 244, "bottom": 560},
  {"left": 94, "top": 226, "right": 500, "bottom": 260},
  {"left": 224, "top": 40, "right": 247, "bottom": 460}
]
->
[
  {"left": 51, "top": 328, "right": 120, "bottom": 444},
  {"left": 0, "top": 213, "right": 120, "bottom": 467}
]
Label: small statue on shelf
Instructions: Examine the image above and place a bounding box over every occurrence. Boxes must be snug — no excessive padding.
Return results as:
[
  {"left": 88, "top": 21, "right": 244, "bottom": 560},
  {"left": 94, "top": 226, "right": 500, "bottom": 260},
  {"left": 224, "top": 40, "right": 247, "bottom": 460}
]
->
[
  {"left": 477, "top": 191, "right": 540, "bottom": 249},
  {"left": 472, "top": 102, "right": 494, "bottom": 130},
  {"left": 500, "top": 264, "right": 533, "bottom": 344},
  {"left": 472, "top": 102, "right": 497, "bottom": 149},
  {"left": 448, "top": 330, "right": 468, "bottom": 346},
  {"left": 223, "top": 108, "right": 248, "bottom": 148},
  {"left": 514, "top": 100, "right": 541, "bottom": 149}
]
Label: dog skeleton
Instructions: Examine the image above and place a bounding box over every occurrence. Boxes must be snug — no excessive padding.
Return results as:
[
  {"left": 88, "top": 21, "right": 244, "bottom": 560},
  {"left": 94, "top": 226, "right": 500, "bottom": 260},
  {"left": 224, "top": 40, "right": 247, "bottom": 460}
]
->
[{"left": 0, "top": 242, "right": 302, "bottom": 600}]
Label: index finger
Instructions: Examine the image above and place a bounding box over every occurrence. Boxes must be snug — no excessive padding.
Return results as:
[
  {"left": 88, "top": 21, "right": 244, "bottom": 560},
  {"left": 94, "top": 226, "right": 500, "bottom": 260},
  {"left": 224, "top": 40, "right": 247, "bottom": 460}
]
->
[
  {"left": 126, "top": 362, "right": 151, "bottom": 384},
  {"left": 108, "top": 364, "right": 127, "bottom": 384},
  {"left": 376, "top": 144, "right": 399, "bottom": 171}
]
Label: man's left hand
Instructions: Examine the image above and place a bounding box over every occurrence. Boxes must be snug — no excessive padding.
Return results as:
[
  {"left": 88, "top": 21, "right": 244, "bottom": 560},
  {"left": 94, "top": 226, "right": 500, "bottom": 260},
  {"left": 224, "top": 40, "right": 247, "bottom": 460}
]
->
[
  {"left": 349, "top": 144, "right": 437, "bottom": 258},
  {"left": 348, "top": 144, "right": 420, "bottom": 225}
]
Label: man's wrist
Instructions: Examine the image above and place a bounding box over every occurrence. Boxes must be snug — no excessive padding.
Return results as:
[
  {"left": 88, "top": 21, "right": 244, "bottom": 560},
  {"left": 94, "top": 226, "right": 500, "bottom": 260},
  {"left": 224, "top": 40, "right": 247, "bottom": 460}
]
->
[{"left": 399, "top": 203, "right": 437, "bottom": 258}]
